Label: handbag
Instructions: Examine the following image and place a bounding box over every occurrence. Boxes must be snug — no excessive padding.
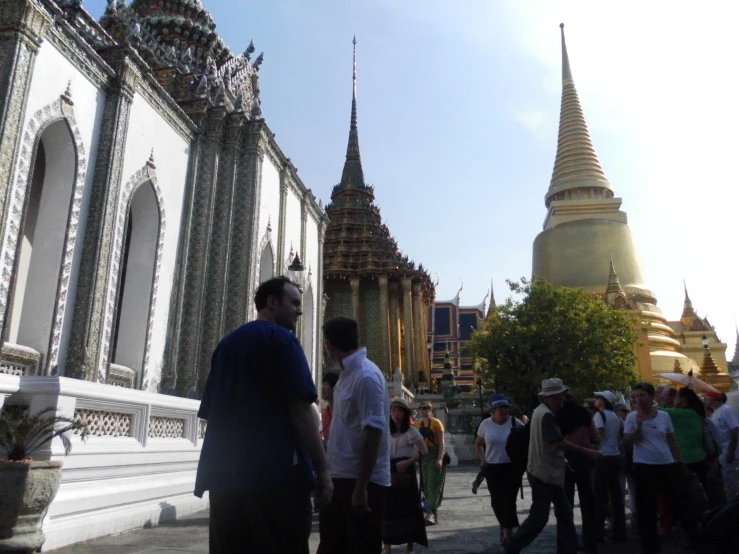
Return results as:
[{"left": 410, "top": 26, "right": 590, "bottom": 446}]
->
[
  {"left": 442, "top": 453, "right": 451, "bottom": 467},
  {"left": 391, "top": 471, "right": 411, "bottom": 488}
]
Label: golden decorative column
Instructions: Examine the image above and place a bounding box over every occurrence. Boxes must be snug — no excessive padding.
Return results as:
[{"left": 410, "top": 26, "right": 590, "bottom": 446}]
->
[
  {"left": 412, "top": 282, "right": 425, "bottom": 384},
  {"left": 389, "top": 281, "right": 400, "bottom": 373},
  {"left": 401, "top": 277, "right": 415, "bottom": 384},
  {"left": 378, "top": 275, "right": 390, "bottom": 375},
  {"left": 350, "top": 277, "right": 360, "bottom": 323}
]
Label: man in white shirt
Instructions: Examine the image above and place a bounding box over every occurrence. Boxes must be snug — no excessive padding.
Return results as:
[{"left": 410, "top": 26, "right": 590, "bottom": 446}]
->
[
  {"left": 317, "top": 316, "right": 390, "bottom": 554},
  {"left": 705, "top": 391, "right": 739, "bottom": 499},
  {"left": 592, "top": 390, "right": 626, "bottom": 543}
]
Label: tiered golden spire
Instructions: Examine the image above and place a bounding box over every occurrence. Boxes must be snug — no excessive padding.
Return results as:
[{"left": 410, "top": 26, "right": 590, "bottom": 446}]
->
[
  {"left": 700, "top": 345, "right": 720, "bottom": 377},
  {"left": 546, "top": 24, "right": 612, "bottom": 206},
  {"left": 339, "top": 35, "right": 365, "bottom": 189},
  {"left": 732, "top": 323, "right": 739, "bottom": 365},
  {"left": 605, "top": 254, "right": 625, "bottom": 296},
  {"left": 673, "top": 359, "right": 684, "bottom": 375},
  {"left": 681, "top": 281, "right": 698, "bottom": 319}
]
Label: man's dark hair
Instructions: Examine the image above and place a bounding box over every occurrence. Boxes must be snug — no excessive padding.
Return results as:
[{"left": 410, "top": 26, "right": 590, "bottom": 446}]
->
[
  {"left": 322, "top": 372, "right": 339, "bottom": 388},
  {"left": 664, "top": 386, "right": 678, "bottom": 399},
  {"left": 254, "top": 276, "right": 295, "bottom": 311},
  {"left": 632, "top": 382, "right": 655, "bottom": 396},
  {"left": 322, "top": 316, "right": 359, "bottom": 351}
]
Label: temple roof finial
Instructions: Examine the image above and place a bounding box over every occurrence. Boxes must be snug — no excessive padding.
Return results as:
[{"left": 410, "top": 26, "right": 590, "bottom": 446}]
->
[
  {"left": 605, "top": 252, "right": 624, "bottom": 297},
  {"left": 731, "top": 321, "right": 739, "bottom": 364},
  {"left": 681, "top": 279, "right": 697, "bottom": 320},
  {"left": 546, "top": 24, "right": 611, "bottom": 206},
  {"left": 338, "top": 35, "right": 365, "bottom": 189},
  {"left": 486, "top": 279, "right": 496, "bottom": 318}
]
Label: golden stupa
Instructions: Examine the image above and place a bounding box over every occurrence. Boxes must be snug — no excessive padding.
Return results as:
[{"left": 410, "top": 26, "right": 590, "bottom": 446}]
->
[{"left": 531, "top": 24, "right": 698, "bottom": 383}]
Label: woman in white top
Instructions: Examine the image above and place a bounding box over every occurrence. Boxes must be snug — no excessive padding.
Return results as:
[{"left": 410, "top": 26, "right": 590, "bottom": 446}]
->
[
  {"left": 383, "top": 397, "right": 428, "bottom": 554},
  {"left": 474, "top": 394, "right": 523, "bottom": 544},
  {"left": 622, "top": 382, "right": 699, "bottom": 554}
]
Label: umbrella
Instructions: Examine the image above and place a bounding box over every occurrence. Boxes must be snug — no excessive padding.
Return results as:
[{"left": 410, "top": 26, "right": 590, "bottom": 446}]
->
[{"left": 656, "top": 370, "right": 720, "bottom": 393}]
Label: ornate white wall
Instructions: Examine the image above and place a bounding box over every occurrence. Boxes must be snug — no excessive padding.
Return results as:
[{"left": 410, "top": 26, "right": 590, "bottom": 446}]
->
[
  {"left": 257, "top": 156, "right": 280, "bottom": 269},
  {"left": 8, "top": 40, "right": 105, "bottom": 377}
]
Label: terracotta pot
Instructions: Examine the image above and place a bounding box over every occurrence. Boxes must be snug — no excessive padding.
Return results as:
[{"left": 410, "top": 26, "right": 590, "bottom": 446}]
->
[{"left": 0, "top": 461, "right": 63, "bottom": 553}]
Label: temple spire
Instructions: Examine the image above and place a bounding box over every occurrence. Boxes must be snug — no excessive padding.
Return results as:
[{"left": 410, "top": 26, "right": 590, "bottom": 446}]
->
[
  {"left": 732, "top": 322, "right": 739, "bottom": 364},
  {"left": 681, "top": 280, "right": 697, "bottom": 319},
  {"left": 546, "top": 24, "right": 611, "bottom": 205},
  {"left": 486, "top": 279, "right": 496, "bottom": 318},
  {"left": 605, "top": 253, "right": 625, "bottom": 296},
  {"left": 338, "top": 36, "right": 365, "bottom": 189}
]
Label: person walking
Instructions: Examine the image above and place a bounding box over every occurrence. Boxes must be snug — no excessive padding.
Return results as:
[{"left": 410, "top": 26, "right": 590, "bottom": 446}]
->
[
  {"left": 704, "top": 390, "right": 739, "bottom": 500},
  {"left": 317, "top": 317, "right": 390, "bottom": 554},
  {"left": 622, "top": 382, "right": 700, "bottom": 554},
  {"left": 383, "top": 397, "right": 428, "bottom": 553},
  {"left": 474, "top": 394, "right": 523, "bottom": 544},
  {"left": 415, "top": 401, "right": 447, "bottom": 525},
  {"left": 556, "top": 395, "right": 601, "bottom": 553},
  {"left": 591, "top": 391, "right": 627, "bottom": 544},
  {"left": 503, "top": 378, "right": 602, "bottom": 554},
  {"left": 195, "top": 276, "right": 332, "bottom": 554}
]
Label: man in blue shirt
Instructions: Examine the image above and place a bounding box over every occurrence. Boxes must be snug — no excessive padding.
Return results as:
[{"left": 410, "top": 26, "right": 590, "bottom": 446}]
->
[{"left": 195, "top": 276, "right": 332, "bottom": 554}]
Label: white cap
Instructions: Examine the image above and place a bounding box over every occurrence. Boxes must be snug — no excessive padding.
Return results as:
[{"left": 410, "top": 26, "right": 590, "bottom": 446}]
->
[{"left": 594, "top": 391, "right": 616, "bottom": 404}]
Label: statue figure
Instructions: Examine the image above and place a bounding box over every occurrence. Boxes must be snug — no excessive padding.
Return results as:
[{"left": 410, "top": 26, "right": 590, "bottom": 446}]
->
[
  {"left": 195, "top": 75, "right": 208, "bottom": 97},
  {"left": 124, "top": 19, "right": 141, "bottom": 43},
  {"left": 244, "top": 39, "right": 255, "bottom": 61},
  {"left": 180, "top": 46, "right": 193, "bottom": 73},
  {"left": 214, "top": 83, "right": 226, "bottom": 106},
  {"left": 106, "top": 0, "right": 117, "bottom": 13},
  {"left": 252, "top": 52, "right": 264, "bottom": 71}
]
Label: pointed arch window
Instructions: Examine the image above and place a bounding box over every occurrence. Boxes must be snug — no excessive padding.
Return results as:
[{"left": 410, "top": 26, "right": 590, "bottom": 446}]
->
[
  {"left": 5, "top": 119, "right": 77, "bottom": 372},
  {"left": 110, "top": 181, "right": 161, "bottom": 385},
  {"left": 259, "top": 242, "right": 274, "bottom": 285}
]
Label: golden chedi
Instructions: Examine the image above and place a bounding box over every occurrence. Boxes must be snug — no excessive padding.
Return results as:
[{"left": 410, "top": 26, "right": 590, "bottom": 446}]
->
[{"left": 532, "top": 25, "right": 693, "bottom": 382}]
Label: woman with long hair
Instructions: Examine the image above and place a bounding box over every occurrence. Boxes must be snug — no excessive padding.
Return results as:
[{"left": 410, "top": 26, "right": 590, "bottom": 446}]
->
[
  {"left": 473, "top": 394, "right": 523, "bottom": 544},
  {"left": 622, "top": 382, "right": 700, "bottom": 553},
  {"left": 383, "top": 397, "right": 428, "bottom": 553},
  {"left": 414, "top": 401, "right": 446, "bottom": 525}
]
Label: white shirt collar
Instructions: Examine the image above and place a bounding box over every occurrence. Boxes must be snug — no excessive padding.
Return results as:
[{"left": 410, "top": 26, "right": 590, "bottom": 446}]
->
[{"left": 342, "top": 347, "right": 367, "bottom": 373}]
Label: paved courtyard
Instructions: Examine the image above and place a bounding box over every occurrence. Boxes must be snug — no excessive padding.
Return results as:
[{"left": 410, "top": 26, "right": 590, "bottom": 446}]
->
[{"left": 49, "top": 464, "right": 692, "bottom": 553}]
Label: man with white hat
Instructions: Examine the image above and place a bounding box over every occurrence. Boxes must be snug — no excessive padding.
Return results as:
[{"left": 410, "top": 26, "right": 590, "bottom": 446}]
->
[{"left": 503, "top": 379, "right": 602, "bottom": 554}]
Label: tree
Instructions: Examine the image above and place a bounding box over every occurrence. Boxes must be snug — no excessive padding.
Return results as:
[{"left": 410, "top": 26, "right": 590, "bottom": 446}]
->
[{"left": 468, "top": 278, "right": 639, "bottom": 414}]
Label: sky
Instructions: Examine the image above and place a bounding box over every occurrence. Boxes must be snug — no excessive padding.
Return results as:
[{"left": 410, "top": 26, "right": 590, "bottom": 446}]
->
[{"left": 87, "top": 0, "right": 739, "bottom": 351}]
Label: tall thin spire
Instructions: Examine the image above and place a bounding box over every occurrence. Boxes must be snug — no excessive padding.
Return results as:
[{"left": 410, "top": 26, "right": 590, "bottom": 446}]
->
[
  {"left": 681, "top": 280, "right": 697, "bottom": 319},
  {"left": 605, "top": 253, "right": 625, "bottom": 296},
  {"left": 731, "top": 322, "right": 739, "bottom": 365},
  {"left": 338, "top": 36, "right": 365, "bottom": 189},
  {"left": 546, "top": 24, "right": 611, "bottom": 205},
  {"left": 486, "top": 279, "right": 496, "bottom": 318}
]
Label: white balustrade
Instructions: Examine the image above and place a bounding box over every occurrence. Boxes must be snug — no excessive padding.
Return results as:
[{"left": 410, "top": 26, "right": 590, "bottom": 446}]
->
[{"left": 0, "top": 374, "right": 207, "bottom": 551}]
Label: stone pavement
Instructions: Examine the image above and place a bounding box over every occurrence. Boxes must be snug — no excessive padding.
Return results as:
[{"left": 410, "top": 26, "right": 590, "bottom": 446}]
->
[{"left": 48, "top": 464, "right": 692, "bottom": 553}]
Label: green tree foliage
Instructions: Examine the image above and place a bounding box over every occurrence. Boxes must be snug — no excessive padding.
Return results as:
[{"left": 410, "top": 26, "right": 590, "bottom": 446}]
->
[{"left": 468, "top": 278, "right": 639, "bottom": 414}]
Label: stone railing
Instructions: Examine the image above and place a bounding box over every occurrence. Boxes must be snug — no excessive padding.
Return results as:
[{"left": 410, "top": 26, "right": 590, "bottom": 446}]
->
[
  {"left": 0, "top": 342, "right": 41, "bottom": 376},
  {"left": 0, "top": 374, "right": 206, "bottom": 551},
  {"left": 389, "top": 368, "right": 415, "bottom": 403}
]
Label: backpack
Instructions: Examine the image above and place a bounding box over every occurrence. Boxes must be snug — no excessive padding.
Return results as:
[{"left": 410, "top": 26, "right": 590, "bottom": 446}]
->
[{"left": 505, "top": 417, "right": 530, "bottom": 474}]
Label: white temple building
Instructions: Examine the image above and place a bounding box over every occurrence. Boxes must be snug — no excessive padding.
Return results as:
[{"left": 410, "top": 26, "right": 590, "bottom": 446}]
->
[{"left": 0, "top": 0, "right": 327, "bottom": 548}]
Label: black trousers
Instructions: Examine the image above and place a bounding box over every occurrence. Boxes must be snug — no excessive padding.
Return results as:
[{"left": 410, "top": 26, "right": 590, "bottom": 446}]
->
[
  {"left": 317, "top": 479, "right": 388, "bottom": 554},
  {"left": 484, "top": 463, "right": 521, "bottom": 528},
  {"left": 209, "top": 489, "right": 312, "bottom": 554},
  {"left": 565, "top": 453, "right": 597, "bottom": 551},
  {"left": 632, "top": 462, "right": 700, "bottom": 554},
  {"left": 592, "top": 455, "right": 627, "bottom": 541}
]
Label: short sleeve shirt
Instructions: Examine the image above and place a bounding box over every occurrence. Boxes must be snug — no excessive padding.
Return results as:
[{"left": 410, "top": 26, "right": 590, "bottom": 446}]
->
[
  {"left": 477, "top": 417, "right": 523, "bottom": 464},
  {"left": 326, "top": 348, "right": 391, "bottom": 486},
  {"left": 390, "top": 427, "right": 424, "bottom": 459},
  {"left": 624, "top": 410, "right": 675, "bottom": 465},
  {"left": 595, "top": 410, "right": 623, "bottom": 456},
  {"left": 195, "top": 320, "right": 317, "bottom": 494},
  {"left": 711, "top": 404, "right": 739, "bottom": 464},
  {"left": 415, "top": 417, "right": 444, "bottom": 448}
]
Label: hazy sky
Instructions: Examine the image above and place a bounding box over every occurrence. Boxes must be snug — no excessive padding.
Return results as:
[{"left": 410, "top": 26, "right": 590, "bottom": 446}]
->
[{"left": 87, "top": 1, "right": 739, "bottom": 351}]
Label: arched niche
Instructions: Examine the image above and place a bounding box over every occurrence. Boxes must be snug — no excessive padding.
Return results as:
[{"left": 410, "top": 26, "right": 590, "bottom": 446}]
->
[
  {"left": 110, "top": 181, "right": 161, "bottom": 387},
  {"left": 102, "top": 158, "right": 165, "bottom": 390},
  {"left": 4, "top": 112, "right": 82, "bottom": 374},
  {"left": 303, "top": 284, "right": 315, "bottom": 375},
  {"left": 259, "top": 242, "right": 274, "bottom": 285}
]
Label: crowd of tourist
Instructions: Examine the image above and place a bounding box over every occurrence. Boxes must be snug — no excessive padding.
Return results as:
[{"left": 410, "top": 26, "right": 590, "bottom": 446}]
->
[
  {"left": 194, "top": 275, "right": 739, "bottom": 554},
  {"left": 472, "top": 378, "right": 739, "bottom": 554}
]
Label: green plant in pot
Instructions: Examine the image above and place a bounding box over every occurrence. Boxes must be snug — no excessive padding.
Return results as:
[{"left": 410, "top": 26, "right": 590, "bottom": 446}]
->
[{"left": 0, "top": 406, "right": 87, "bottom": 553}]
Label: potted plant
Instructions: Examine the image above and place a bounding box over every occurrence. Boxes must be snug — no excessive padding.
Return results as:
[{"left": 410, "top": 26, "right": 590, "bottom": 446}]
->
[{"left": 0, "top": 406, "right": 87, "bottom": 553}]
